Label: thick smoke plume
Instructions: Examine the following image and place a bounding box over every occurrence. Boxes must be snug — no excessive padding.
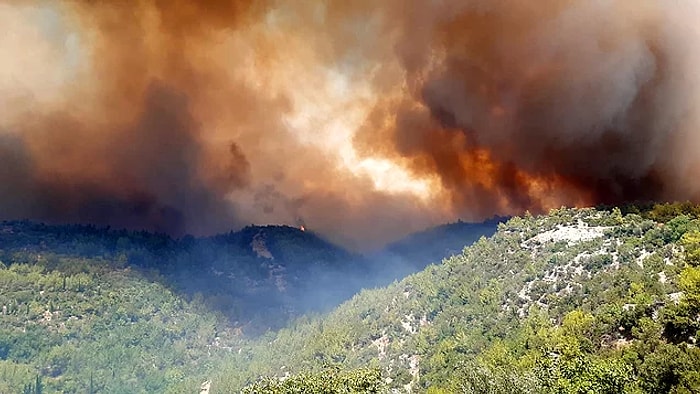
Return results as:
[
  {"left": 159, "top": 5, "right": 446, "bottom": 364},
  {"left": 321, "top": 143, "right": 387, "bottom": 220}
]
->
[{"left": 2, "top": 1, "right": 700, "bottom": 249}]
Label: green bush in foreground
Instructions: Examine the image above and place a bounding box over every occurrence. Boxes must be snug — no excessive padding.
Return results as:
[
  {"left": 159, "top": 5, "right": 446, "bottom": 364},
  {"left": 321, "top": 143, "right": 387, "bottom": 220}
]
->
[{"left": 241, "top": 366, "right": 385, "bottom": 393}]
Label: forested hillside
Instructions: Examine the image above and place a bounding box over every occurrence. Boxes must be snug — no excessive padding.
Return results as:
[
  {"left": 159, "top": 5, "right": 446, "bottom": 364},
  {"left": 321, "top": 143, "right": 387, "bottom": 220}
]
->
[
  {"left": 0, "top": 218, "right": 496, "bottom": 392},
  {"left": 0, "top": 258, "right": 235, "bottom": 393},
  {"left": 3, "top": 205, "right": 700, "bottom": 393},
  {"left": 0, "top": 222, "right": 362, "bottom": 392},
  {"left": 215, "top": 205, "right": 700, "bottom": 393},
  {"left": 0, "top": 222, "right": 370, "bottom": 334}
]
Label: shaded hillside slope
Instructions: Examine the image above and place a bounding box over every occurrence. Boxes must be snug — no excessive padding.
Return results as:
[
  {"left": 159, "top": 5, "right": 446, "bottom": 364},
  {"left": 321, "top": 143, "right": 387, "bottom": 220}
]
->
[
  {"left": 0, "top": 218, "right": 499, "bottom": 333},
  {"left": 0, "top": 222, "right": 370, "bottom": 333},
  {"left": 370, "top": 217, "right": 505, "bottom": 282}
]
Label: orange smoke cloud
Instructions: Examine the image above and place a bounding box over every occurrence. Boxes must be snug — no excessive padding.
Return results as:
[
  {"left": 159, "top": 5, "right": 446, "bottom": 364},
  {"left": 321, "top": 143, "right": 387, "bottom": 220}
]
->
[{"left": 2, "top": 1, "right": 700, "bottom": 249}]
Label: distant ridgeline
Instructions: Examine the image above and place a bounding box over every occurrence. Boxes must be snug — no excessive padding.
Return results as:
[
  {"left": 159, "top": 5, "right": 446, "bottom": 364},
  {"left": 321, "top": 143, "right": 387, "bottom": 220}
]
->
[
  {"left": 373, "top": 216, "right": 504, "bottom": 281},
  {"left": 2, "top": 204, "right": 700, "bottom": 392}
]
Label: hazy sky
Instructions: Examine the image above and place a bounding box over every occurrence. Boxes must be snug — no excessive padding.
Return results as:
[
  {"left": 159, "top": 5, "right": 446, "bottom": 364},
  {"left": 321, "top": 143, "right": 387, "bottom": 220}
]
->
[{"left": 2, "top": 1, "right": 700, "bottom": 250}]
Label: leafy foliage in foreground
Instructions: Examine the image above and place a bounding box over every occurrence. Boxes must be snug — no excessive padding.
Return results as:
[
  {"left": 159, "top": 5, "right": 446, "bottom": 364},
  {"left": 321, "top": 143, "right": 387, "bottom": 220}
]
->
[{"left": 241, "top": 366, "right": 384, "bottom": 393}]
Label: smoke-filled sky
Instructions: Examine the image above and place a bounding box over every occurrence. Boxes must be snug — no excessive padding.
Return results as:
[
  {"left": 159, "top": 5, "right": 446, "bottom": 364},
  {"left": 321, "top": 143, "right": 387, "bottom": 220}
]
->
[{"left": 2, "top": 1, "right": 700, "bottom": 250}]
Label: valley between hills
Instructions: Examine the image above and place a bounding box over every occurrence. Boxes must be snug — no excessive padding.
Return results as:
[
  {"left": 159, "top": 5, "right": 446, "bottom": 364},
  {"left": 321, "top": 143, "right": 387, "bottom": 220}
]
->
[{"left": 2, "top": 203, "right": 700, "bottom": 393}]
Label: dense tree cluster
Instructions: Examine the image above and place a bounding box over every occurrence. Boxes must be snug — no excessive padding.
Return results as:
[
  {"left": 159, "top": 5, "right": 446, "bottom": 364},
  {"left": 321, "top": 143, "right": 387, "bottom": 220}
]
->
[{"left": 0, "top": 254, "right": 237, "bottom": 392}]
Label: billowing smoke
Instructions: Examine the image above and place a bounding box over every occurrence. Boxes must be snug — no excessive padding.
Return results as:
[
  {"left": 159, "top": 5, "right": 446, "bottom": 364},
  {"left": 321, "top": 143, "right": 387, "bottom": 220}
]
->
[
  {"left": 363, "top": 0, "right": 700, "bottom": 214},
  {"left": 2, "top": 1, "right": 700, "bottom": 249}
]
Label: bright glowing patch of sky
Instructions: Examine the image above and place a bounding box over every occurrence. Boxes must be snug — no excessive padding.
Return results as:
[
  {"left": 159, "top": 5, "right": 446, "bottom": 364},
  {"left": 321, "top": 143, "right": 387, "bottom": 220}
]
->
[{"left": 4, "top": 3, "right": 435, "bottom": 202}]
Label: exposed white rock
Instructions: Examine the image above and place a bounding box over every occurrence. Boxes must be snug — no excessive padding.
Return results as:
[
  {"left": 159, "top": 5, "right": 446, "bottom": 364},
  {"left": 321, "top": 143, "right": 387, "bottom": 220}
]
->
[
  {"left": 372, "top": 333, "right": 389, "bottom": 360},
  {"left": 401, "top": 314, "right": 417, "bottom": 334},
  {"left": 517, "top": 281, "right": 532, "bottom": 301},
  {"left": 669, "top": 292, "right": 684, "bottom": 304},
  {"left": 199, "top": 380, "right": 211, "bottom": 394},
  {"left": 419, "top": 315, "right": 430, "bottom": 327},
  {"left": 408, "top": 355, "right": 420, "bottom": 380},
  {"left": 610, "top": 251, "right": 620, "bottom": 270},
  {"left": 251, "top": 231, "right": 274, "bottom": 260},
  {"left": 637, "top": 249, "right": 652, "bottom": 268},
  {"left": 525, "top": 221, "right": 607, "bottom": 246}
]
